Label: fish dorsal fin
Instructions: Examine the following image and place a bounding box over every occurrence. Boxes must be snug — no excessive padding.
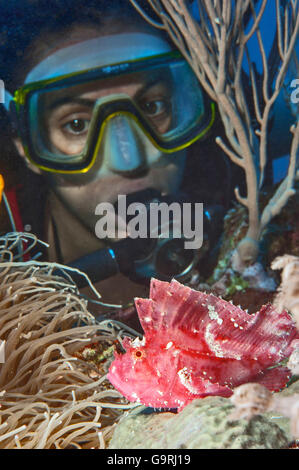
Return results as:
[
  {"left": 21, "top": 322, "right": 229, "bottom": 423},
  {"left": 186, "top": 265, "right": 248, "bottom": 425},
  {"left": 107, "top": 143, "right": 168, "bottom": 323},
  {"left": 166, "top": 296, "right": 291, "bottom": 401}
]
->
[
  {"left": 135, "top": 278, "right": 187, "bottom": 334},
  {"left": 165, "top": 280, "right": 298, "bottom": 360},
  {"left": 134, "top": 278, "right": 173, "bottom": 333},
  {"left": 149, "top": 278, "right": 174, "bottom": 330},
  {"left": 134, "top": 298, "right": 154, "bottom": 334},
  {"left": 135, "top": 279, "right": 299, "bottom": 361},
  {"left": 135, "top": 278, "right": 200, "bottom": 334},
  {"left": 161, "top": 279, "right": 252, "bottom": 334},
  {"left": 152, "top": 278, "right": 207, "bottom": 331}
]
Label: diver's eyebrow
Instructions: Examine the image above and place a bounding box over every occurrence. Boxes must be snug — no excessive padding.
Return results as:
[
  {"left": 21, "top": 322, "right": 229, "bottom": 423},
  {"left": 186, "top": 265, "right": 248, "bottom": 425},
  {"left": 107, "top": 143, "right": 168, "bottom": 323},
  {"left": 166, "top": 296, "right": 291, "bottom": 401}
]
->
[
  {"left": 48, "top": 97, "right": 94, "bottom": 111},
  {"left": 135, "top": 77, "right": 169, "bottom": 98},
  {"left": 47, "top": 77, "right": 169, "bottom": 110}
]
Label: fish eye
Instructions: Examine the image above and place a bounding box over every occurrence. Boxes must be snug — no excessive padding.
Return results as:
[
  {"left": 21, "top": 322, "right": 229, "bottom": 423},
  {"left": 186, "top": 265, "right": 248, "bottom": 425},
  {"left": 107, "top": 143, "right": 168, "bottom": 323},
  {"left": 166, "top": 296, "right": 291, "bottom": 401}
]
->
[{"left": 133, "top": 349, "right": 146, "bottom": 360}]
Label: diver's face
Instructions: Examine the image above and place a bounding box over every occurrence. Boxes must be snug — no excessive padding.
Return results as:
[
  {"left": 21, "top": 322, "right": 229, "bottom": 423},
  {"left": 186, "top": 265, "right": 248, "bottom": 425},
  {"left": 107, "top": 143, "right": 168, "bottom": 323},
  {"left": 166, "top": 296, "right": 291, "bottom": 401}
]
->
[{"left": 22, "top": 26, "right": 187, "bottom": 233}]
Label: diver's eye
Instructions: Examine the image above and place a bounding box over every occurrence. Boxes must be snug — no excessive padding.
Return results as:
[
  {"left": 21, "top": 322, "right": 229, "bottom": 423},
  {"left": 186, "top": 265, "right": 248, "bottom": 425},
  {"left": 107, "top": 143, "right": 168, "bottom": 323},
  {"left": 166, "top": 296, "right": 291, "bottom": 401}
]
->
[
  {"left": 64, "top": 118, "right": 90, "bottom": 135},
  {"left": 140, "top": 99, "right": 169, "bottom": 118}
]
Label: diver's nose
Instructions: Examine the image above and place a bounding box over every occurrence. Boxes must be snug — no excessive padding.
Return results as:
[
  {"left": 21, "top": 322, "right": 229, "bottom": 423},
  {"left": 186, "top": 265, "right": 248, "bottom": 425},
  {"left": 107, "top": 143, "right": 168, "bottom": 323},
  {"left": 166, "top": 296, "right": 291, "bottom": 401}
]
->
[{"left": 102, "top": 115, "right": 147, "bottom": 173}]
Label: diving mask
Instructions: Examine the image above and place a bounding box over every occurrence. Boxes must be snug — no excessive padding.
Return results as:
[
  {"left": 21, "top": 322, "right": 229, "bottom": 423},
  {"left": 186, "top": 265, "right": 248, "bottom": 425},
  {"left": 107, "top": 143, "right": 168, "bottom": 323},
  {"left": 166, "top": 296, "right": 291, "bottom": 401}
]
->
[{"left": 6, "top": 33, "right": 215, "bottom": 174}]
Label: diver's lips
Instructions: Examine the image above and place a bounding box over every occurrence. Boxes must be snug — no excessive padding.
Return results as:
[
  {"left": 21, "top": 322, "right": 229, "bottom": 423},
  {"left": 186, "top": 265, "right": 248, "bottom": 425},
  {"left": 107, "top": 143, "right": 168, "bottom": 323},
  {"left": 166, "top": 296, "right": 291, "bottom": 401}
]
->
[{"left": 85, "top": 171, "right": 165, "bottom": 206}]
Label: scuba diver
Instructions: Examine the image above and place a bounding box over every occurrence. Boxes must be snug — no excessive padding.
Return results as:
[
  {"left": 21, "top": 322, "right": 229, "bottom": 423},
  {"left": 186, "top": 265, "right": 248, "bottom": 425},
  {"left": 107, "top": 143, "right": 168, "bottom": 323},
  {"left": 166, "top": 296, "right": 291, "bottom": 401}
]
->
[{"left": 1, "top": 0, "right": 291, "bottom": 322}]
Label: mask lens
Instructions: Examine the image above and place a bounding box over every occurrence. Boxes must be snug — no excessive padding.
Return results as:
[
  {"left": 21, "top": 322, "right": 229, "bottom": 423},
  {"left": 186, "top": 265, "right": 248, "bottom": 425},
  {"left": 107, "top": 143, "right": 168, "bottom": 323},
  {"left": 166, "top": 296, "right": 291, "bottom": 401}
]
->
[
  {"left": 133, "top": 59, "right": 206, "bottom": 143},
  {"left": 29, "top": 81, "right": 97, "bottom": 166},
  {"left": 24, "top": 54, "right": 210, "bottom": 171}
]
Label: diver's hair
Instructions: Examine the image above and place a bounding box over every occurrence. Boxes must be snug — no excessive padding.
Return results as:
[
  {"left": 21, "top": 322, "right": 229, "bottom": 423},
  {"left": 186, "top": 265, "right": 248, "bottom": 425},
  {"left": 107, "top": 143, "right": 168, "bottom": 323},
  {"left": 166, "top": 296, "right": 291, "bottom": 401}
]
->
[{"left": 0, "top": 0, "right": 163, "bottom": 90}]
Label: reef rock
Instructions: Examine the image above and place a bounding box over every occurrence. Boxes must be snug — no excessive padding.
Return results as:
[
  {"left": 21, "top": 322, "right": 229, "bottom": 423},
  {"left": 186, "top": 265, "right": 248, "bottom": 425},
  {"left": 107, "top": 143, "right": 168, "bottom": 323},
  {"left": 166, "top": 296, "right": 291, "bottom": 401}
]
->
[{"left": 108, "top": 396, "right": 289, "bottom": 449}]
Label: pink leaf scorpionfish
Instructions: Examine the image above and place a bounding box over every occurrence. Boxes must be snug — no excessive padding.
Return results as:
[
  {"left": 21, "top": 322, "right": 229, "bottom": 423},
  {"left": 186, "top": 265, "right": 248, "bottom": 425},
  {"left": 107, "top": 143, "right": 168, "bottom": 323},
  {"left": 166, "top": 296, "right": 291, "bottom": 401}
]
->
[{"left": 107, "top": 278, "right": 299, "bottom": 411}]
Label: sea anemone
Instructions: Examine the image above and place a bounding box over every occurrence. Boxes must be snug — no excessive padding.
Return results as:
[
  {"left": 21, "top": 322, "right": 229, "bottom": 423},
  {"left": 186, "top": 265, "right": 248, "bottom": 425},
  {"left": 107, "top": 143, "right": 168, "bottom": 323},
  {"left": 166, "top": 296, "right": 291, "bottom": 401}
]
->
[{"left": 0, "top": 233, "right": 136, "bottom": 448}]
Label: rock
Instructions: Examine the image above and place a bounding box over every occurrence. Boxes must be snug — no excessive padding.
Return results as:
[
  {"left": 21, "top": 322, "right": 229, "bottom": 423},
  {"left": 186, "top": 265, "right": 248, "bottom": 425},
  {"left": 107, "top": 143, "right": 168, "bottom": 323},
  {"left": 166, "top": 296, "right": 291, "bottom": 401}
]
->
[
  {"left": 108, "top": 396, "right": 289, "bottom": 449},
  {"left": 241, "top": 262, "right": 277, "bottom": 291}
]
